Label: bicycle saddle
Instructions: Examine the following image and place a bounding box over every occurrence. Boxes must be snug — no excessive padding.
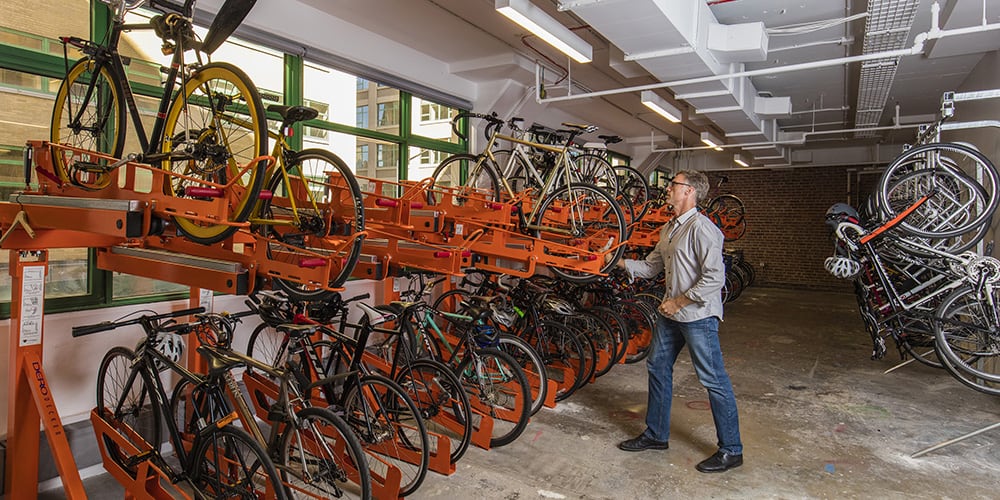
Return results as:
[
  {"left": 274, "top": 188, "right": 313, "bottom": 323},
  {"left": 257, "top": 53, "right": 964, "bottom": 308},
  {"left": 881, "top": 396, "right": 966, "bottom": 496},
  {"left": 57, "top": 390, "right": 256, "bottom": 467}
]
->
[
  {"left": 267, "top": 104, "right": 319, "bottom": 124},
  {"left": 357, "top": 301, "right": 397, "bottom": 327},
  {"left": 197, "top": 345, "right": 247, "bottom": 378},
  {"left": 598, "top": 135, "right": 622, "bottom": 144},
  {"left": 276, "top": 323, "right": 320, "bottom": 338}
]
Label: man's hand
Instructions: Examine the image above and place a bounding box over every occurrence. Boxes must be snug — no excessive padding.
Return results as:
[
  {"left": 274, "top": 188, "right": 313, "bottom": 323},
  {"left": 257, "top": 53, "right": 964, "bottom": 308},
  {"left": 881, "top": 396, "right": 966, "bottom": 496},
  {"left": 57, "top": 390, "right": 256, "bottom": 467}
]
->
[{"left": 658, "top": 295, "right": 694, "bottom": 317}]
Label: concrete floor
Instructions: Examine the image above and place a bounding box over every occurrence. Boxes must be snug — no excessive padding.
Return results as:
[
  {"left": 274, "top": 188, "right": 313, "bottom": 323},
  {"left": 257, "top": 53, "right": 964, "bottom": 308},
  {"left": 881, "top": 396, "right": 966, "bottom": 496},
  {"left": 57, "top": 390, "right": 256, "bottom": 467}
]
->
[{"left": 42, "top": 287, "right": 1000, "bottom": 499}]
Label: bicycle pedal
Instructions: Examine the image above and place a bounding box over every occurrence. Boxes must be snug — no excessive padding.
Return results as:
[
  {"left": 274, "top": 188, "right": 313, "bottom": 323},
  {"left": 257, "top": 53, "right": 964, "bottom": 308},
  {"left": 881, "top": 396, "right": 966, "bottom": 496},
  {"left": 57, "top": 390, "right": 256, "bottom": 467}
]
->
[
  {"left": 123, "top": 449, "right": 156, "bottom": 468},
  {"left": 71, "top": 161, "right": 106, "bottom": 173}
]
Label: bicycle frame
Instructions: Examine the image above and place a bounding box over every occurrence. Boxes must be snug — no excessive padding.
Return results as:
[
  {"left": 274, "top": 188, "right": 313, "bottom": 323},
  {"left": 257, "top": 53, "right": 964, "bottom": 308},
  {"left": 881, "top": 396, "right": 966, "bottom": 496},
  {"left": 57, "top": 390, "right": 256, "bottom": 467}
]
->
[{"left": 66, "top": 2, "right": 194, "bottom": 161}]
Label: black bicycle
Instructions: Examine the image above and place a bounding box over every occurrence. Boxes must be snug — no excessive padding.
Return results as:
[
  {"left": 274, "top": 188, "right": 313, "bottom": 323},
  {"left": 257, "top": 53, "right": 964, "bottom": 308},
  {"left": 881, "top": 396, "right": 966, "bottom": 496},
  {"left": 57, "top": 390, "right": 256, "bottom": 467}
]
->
[
  {"left": 51, "top": 0, "right": 267, "bottom": 244},
  {"left": 76, "top": 307, "right": 288, "bottom": 499}
]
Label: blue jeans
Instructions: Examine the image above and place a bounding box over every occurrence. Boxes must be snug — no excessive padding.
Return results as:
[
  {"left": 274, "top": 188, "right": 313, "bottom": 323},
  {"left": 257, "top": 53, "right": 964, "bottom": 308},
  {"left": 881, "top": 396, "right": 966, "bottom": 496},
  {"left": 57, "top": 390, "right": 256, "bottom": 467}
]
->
[{"left": 643, "top": 315, "right": 743, "bottom": 455}]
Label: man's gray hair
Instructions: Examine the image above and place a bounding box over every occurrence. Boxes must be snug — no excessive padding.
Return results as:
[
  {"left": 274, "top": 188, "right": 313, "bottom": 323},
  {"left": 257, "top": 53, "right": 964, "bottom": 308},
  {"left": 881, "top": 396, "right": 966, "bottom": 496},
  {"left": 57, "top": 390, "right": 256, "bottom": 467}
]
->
[{"left": 676, "top": 170, "right": 710, "bottom": 204}]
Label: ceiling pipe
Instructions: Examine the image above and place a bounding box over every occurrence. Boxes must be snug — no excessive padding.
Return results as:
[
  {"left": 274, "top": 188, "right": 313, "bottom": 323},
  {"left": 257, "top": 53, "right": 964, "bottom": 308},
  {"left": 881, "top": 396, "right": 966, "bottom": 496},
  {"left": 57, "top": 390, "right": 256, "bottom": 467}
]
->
[
  {"left": 536, "top": 1, "right": 1000, "bottom": 105},
  {"left": 650, "top": 122, "right": 923, "bottom": 152}
]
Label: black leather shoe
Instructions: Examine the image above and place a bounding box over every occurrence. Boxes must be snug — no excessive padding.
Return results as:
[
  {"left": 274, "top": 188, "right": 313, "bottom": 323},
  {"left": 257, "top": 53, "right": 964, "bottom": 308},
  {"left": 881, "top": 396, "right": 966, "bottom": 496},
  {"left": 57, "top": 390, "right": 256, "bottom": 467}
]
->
[
  {"left": 618, "top": 434, "right": 669, "bottom": 452},
  {"left": 696, "top": 451, "right": 743, "bottom": 473}
]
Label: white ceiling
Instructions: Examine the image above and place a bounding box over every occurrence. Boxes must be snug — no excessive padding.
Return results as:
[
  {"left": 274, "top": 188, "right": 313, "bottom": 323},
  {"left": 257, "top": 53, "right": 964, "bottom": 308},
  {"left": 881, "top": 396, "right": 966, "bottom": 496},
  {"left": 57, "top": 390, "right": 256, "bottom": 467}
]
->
[{"left": 301, "top": 0, "right": 998, "bottom": 168}]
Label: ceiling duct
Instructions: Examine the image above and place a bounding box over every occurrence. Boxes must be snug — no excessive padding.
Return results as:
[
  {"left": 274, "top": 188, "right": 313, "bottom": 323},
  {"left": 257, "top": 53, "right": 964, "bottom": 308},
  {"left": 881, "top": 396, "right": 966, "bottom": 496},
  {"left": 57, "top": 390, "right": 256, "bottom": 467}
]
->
[
  {"left": 853, "top": 0, "right": 920, "bottom": 138},
  {"left": 563, "top": 0, "right": 777, "bottom": 146}
]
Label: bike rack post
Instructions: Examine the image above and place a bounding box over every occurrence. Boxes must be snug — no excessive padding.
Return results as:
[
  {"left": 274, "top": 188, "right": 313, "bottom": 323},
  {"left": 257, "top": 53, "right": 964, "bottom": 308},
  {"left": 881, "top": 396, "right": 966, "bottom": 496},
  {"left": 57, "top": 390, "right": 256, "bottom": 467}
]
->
[{"left": 5, "top": 250, "right": 86, "bottom": 499}]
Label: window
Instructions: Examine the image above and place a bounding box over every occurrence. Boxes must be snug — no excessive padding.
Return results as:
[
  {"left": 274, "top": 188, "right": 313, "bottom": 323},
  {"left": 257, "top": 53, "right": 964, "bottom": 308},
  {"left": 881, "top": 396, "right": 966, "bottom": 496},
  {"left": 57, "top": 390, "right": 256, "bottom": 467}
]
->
[
  {"left": 376, "top": 143, "right": 399, "bottom": 169},
  {"left": 377, "top": 101, "right": 399, "bottom": 127},
  {"left": 303, "top": 99, "right": 329, "bottom": 140},
  {"left": 356, "top": 144, "right": 369, "bottom": 171},
  {"left": 0, "top": 1, "right": 470, "bottom": 318},
  {"left": 412, "top": 97, "right": 461, "bottom": 144},
  {"left": 356, "top": 105, "right": 369, "bottom": 128}
]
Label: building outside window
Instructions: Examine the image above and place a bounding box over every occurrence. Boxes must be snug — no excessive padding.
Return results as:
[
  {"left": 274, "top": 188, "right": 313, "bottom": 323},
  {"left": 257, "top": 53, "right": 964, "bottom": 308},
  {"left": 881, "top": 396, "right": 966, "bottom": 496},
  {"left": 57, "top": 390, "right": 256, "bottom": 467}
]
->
[
  {"left": 356, "top": 105, "right": 369, "bottom": 128},
  {"left": 377, "top": 101, "right": 399, "bottom": 127}
]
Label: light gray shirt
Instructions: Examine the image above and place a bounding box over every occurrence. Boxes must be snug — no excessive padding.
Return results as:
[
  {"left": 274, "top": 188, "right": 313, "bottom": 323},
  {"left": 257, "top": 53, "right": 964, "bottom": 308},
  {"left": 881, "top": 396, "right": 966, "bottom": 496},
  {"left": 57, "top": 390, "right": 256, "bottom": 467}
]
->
[{"left": 622, "top": 207, "right": 726, "bottom": 322}]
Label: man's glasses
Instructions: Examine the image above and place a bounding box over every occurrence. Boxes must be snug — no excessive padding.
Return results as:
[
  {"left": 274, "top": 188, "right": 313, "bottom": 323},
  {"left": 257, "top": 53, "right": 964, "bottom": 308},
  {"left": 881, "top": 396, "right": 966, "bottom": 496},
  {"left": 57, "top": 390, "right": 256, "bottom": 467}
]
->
[{"left": 669, "top": 179, "right": 692, "bottom": 188}]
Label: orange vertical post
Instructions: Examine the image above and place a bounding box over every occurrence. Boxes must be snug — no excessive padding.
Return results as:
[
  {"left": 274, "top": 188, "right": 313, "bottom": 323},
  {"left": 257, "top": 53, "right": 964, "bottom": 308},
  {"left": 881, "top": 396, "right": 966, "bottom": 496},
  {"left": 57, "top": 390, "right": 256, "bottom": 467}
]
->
[{"left": 6, "top": 250, "right": 86, "bottom": 499}]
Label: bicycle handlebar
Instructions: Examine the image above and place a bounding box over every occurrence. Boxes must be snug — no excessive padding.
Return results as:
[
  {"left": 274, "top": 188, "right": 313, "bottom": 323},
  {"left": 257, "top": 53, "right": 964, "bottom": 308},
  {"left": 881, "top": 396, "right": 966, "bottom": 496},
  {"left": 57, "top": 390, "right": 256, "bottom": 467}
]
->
[{"left": 72, "top": 306, "right": 206, "bottom": 337}]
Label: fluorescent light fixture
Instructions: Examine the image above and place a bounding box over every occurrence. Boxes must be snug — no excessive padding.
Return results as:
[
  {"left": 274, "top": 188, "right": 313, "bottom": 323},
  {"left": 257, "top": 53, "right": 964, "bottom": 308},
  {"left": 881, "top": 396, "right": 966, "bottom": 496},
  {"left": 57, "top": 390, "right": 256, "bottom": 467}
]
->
[
  {"left": 734, "top": 154, "right": 749, "bottom": 167},
  {"left": 496, "top": 0, "right": 593, "bottom": 63},
  {"left": 701, "top": 131, "right": 724, "bottom": 151},
  {"left": 640, "top": 90, "right": 682, "bottom": 123}
]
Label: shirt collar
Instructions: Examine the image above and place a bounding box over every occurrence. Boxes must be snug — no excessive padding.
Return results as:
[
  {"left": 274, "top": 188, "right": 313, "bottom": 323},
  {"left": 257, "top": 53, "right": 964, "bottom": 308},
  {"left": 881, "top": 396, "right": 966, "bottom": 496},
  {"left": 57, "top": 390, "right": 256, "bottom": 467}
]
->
[{"left": 673, "top": 206, "right": 698, "bottom": 226}]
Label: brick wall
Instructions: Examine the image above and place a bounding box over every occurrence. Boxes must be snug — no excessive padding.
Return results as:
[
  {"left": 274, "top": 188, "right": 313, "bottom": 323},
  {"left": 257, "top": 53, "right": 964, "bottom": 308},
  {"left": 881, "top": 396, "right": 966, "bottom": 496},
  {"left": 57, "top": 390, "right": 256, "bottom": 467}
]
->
[{"left": 703, "top": 166, "right": 878, "bottom": 291}]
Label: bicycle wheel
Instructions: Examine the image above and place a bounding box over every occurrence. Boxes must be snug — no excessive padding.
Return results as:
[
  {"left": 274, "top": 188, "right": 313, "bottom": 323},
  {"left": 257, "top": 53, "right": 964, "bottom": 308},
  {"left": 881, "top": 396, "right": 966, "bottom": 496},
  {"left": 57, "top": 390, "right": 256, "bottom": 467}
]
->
[
  {"left": 267, "top": 149, "right": 366, "bottom": 300},
  {"left": 342, "top": 374, "right": 429, "bottom": 497},
  {"left": 393, "top": 358, "right": 473, "bottom": 463},
  {"left": 50, "top": 57, "right": 126, "bottom": 190},
  {"left": 96, "top": 346, "right": 162, "bottom": 477},
  {"left": 493, "top": 149, "right": 537, "bottom": 195},
  {"left": 246, "top": 323, "right": 288, "bottom": 374},
  {"left": 497, "top": 333, "right": 549, "bottom": 416},
  {"left": 933, "top": 285, "right": 1000, "bottom": 390},
  {"left": 162, "top": 61, "right": 267, "bottom": 244},
  {"left": 591, "top": 305, "right": 629, "bottom": 366},
  {"left": 619, "top": 299, "right": 656, "bottom": 363},
  {"left": 190, "top": 424, "right": 287, "bottom": 499},
  {"left": 532, "top": 320, "right": 586, "bottom": 402},
  {"left": 454, "top": 348, "right": 531, "bottom": 448},
  {"left": 571, "top": 153, "right": 618, "bottom": 195},
  {"left": 706, "top": 194, "right": 746, "bottom": 224},
  {"left": 576, "top": 311, "right": 619, "bottom": 379},
  {"left": 280, "top": 406, "right": 372, "bottom": 500},
  {"left": 615, "top": 165, "right": 651, "bottom": 224},
  {"left": 877, "top": 143, "right": 999, "bottom": 239},
  {"left": 429, "top": 153, "right": 501, "bottom": 205},
  {"left": 533, "top": 183, "right": 627, "bottom": 283}
]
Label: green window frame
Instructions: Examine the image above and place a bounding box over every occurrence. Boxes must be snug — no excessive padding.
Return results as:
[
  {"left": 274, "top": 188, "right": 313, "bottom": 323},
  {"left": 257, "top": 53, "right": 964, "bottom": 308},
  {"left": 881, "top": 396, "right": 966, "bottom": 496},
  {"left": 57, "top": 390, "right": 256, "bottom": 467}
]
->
[{"left": 0, "top": 1, "right": 470, "bottom": 319}]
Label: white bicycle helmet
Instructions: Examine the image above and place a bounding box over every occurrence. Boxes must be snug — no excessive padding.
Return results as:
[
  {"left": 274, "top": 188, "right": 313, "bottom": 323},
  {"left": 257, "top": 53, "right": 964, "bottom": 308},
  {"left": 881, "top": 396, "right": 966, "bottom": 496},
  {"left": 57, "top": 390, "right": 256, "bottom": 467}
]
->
[
  {"left": 824, "top": 256, "right": 861, "bottom": 280},
  {"left": 542, "top": 296, "right": 576, "bottom": 316},
  {"left": 138, "top": 332, "right": 185, "bottom": 372}
]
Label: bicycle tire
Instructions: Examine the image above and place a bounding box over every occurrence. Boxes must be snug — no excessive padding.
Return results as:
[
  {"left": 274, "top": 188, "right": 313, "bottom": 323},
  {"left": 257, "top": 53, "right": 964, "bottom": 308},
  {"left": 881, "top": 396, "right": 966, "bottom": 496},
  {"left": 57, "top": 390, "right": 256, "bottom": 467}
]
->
[
  {"left": 571, "top": 153, "right": 619, "bottom": 196},
  {"left": 280, "top": 406, "right": 372, "bottom": 500},
  {"left": 933, "top": 285, "right": 1000, "bottom": 387},
  {"left": 393, "top": 358, "right": 473, "bottom": 463},
  {"left": 492, "top": 149, "right": 537, "bottom": 195},
  {"left": 429, "top": 153, "right": 501, "bottom": 205},
  {"left": 190, "top": 423, "right": 288, "bottom": 499},
  {"left": 706, "top": 194, "right": 746, "bottom": 224},
  {"left": 161, "top": 61, "right": 267, "bottom": 244},
  {"left": 497, "top": 333, "right": 549, "bottom": 416},
  {"left": 619, "top": 299, "right": 656, "bottom": 363},
  {"left": 454, "top": 347, "right": 531, "bottom": 448},
  {"left": 245, "top": 322, "right": 288, "bottom": 374},
  {"left": 591, "top": 305, "right": 629, "bottom": 366},
  {"left": 533, "top": 183, "right": 627, "bottom": 283},
  {"left": 876, "top": 143, "right": 999, "bottom": 239},
  {"left": 555, "top": 317, "right": 598, "bottom": 386},
  {"left": 96, "top": 346, "right": 162, "bottom": 478},
  {"left": 533, "top": 319, "right": 586, "bottom": 401},
  {"left": 50, "top": 57, "right": 126, "bottom": 190},
  {"left": 615, "top": 165, "right": 651, "bottom": 224},
  {"left": 577, "top": 311, "right": 618, "bottom": 378},
  {"left": 266, "top": 148, "right": 366, "bottom": 299},
  {"left": 342, "top": 374, "right": 429, "bottom": 497}
]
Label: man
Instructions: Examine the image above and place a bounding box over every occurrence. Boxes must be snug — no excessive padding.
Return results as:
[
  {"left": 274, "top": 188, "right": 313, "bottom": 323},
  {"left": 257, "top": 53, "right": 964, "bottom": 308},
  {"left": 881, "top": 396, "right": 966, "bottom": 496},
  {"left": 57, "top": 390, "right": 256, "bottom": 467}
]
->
[{"left": 613, "top": 170, "right": 743, "bottom": 473}]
